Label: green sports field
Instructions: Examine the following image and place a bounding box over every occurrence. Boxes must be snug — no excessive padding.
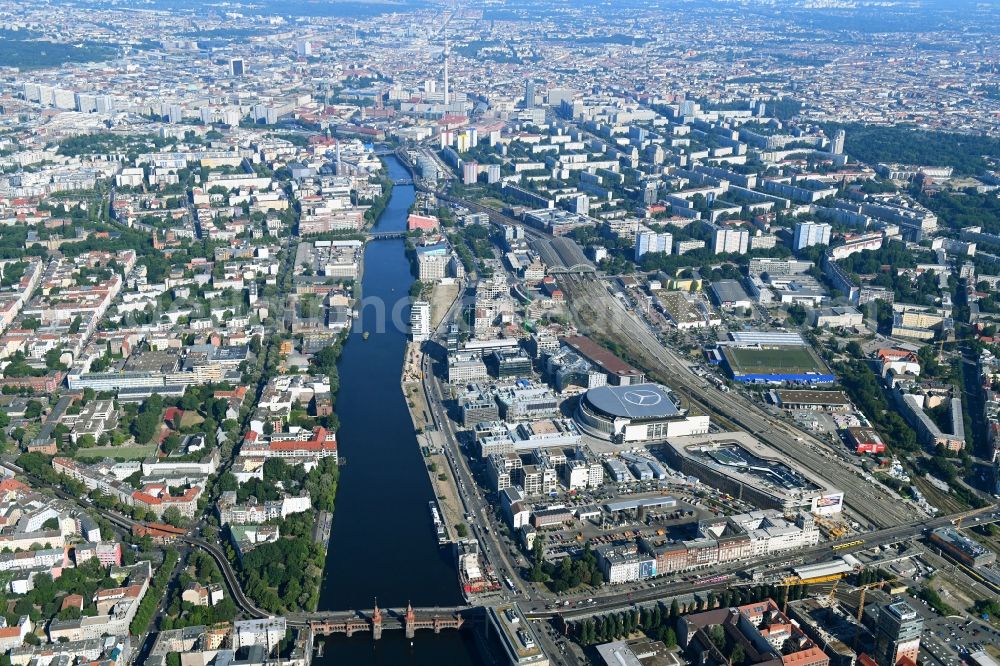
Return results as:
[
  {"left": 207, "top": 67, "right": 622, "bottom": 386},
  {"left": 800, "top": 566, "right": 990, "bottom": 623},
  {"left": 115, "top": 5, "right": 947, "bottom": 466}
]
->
[{"left": 722, "top": 345, "right": 830, "bottom": 377}]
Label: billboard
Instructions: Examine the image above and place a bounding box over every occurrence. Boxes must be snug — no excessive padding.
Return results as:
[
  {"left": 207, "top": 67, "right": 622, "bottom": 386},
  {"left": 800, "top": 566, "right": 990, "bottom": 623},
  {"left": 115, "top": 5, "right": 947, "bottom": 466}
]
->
[
  {"left": 813, "top": 492, "right": 844, "bottom": 515},
  {"left": 639, "top": 559, "right": 657, "bottom": 579}
]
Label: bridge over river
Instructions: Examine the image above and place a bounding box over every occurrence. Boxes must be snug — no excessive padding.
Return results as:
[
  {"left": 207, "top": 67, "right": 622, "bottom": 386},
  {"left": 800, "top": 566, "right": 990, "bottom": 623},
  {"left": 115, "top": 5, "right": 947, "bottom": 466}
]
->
[
  {"left": 365, "top": 230, "right": 408, "bottom": 240},
  {"left": 287, "top": 603, "right": 474, "bottom": 640}
]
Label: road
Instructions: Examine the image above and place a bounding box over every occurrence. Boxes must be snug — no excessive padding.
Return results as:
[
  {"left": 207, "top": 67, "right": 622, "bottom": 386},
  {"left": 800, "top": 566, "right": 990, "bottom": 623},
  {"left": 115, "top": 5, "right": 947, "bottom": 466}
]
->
[
  {"left": 525, "top": 506, "right": 999, "bottom": 618},
  {"left": 10, "top": 466, "right": 272, "bottom": 621},
  {"left": 422, "top": 342, "right": 529, "bottom": 597}
]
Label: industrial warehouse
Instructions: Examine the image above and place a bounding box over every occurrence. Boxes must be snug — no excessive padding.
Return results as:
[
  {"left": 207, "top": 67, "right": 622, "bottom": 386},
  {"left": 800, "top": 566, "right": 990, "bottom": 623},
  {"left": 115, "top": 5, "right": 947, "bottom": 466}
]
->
[
  {"left": 573, "top": 383, "right": 711, "bottom": 443},
  {"left": 657, "top": 432, "right": 845, "bottom": 516}
]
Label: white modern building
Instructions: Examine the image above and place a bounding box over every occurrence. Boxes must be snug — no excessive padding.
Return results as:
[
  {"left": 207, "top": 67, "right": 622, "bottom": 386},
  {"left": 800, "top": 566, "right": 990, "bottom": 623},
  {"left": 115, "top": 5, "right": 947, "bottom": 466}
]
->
[
  {"left": 410, "top": 300, "right": 431, "bottom": 342},
  {"left": 574, "top": 383, "right": 710, "bottom": 443}
]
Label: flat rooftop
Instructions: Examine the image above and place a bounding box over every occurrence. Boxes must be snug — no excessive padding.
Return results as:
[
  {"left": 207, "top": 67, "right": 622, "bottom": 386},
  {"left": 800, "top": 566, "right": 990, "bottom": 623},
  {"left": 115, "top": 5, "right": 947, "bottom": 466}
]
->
[
  {"left": 605, "top": 496, "right": 678, "bottom": 513},
  {"left": 664, "top": 432, "right": 840, "bottom": 500},
  {"left": 773, "top": 389, "right": 851, "bottom": 406},
  {"left": 488, "top": 604, "right": 547, "bottom": 665},
  {"left": 561, "top": 335, "right": 643, "bottom": 378},
  {"left": 711, "top": 279, "right": 751, "bottom": 303}
]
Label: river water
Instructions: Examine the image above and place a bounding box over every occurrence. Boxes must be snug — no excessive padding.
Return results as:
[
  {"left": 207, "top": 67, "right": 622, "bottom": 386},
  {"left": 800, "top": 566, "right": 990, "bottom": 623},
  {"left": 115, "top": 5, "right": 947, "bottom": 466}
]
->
[{"left": 313, "top": 156, "right": 481, "bottom": 664}]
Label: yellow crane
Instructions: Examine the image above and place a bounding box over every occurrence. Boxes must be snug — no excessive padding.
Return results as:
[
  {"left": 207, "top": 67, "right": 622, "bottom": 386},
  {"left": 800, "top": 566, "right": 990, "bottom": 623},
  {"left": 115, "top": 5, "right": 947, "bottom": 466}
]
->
[
  {"left": 853, "top": 577, "right": 899, "bottom": 651},
  {"left": 953, "top": 505, "right": 993, "bottom": 530},
  {"left": 813, "top": 514, "right": 848, "bottom": 540},
  {"left": 773, "top": 574, "right": 844, "bottom": 613},
  {"left": 827, "top": 578, "right": 840, "bottom": 603}
]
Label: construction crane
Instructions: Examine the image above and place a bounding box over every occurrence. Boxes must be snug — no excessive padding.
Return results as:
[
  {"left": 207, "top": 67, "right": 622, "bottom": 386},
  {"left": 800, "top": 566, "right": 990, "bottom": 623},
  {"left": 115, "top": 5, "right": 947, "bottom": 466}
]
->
[
  {"left": 827, "top": 578, "right": 840, "bottom": 603},
  {"left": 853, "top": 576, "right": 899, "bottom": 652},
  {"left": 953, "top": 504, "right": 993, "bottom": 530},
  {"left": 773, "top": 574, "right": 844, "bottom": 613},
  {"left": 813, "top": 514, "right": 848, "bottom": 540}
]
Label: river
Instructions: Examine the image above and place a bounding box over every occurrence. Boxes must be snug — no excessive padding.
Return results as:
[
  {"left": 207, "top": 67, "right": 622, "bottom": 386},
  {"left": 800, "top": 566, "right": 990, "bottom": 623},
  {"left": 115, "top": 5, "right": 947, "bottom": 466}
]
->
[{"left": 313, "top": 156, "right": 481, "bottom": 664}]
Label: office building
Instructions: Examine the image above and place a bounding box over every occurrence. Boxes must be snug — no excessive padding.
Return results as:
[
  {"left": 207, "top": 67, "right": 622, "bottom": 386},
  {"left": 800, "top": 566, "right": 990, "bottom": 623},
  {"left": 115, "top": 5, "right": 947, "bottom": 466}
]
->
[
  {"left": 794, "top": 222, "right": 833, "bottom": 251},
  {"left": 234, "top": 617, "right": 286, "bottom": 653},
  {"left": 417, "top": 244, "right": 450, "bottom": 280},
  {"left": 874, "top": 600, "right": 922, "bottom": 666},
  {"left": 296, "top": 40, "right": 312, "bottom": 56},
  {"left": 410, "top": 300, "right": 431, "bottom": 343},
  {"left": 229, "top": 58, "right": 245, "bottom": 77},
  {"left": 524, "top": 79, "right": 536, "bottom": 109}
]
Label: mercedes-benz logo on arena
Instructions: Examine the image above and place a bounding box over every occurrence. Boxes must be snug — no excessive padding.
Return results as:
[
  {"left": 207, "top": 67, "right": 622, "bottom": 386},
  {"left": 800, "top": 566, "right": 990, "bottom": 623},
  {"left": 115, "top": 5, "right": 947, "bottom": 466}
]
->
[{"left": 623, "top": 389, "right": 662, "bottom": 406}]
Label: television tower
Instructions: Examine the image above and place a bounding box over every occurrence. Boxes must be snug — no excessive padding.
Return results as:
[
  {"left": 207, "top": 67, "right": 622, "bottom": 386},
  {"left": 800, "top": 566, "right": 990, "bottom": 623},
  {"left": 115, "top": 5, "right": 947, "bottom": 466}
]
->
[{"left": 442, "top": 34, "right": 450, "bottom": 107}]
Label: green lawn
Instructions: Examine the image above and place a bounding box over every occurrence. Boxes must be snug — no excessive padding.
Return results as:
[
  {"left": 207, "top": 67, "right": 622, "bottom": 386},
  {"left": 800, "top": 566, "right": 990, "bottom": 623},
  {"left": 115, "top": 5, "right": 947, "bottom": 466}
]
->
[
  {"left": 75, "top": 443, "right": 157, "bottom": 461},
  {"left": 723, "top": 345, "right": 829, "bottom": 375}
]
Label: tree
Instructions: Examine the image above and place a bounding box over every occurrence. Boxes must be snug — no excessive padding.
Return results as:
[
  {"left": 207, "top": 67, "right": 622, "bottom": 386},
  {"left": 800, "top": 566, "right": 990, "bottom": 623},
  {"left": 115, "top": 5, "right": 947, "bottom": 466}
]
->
[
  {"left": 162, "top": 433, "right": 182, "bottom": 454},
  {"left": 786, "top": 304, "right": 807, "bottom": 326},
  {"left": 455, "top": 523, "right": 468, "bottom": 538},
  {"left": 162, "top": 507, "right": 184, "bottom": 527},
  {"left": 58, "top": 606, "right": 82, "bottom": 620},
  {"left": 25, "top": 400, "right": 44, "bottom": 420},
  {"left": 216, "top": 472, "right": 238, "bottom": 493},
  {"left": 731, "top": 643, "right": 747, "bottom": 666},
  {"left": 709, "top": 624, "right": 726, "bottom": 651}
]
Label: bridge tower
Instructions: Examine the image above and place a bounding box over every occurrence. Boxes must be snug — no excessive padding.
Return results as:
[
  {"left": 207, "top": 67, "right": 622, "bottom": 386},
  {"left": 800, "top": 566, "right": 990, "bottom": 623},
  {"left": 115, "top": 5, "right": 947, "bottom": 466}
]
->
[
  {"left": 405, "top": 601, "right": 416, "bottom": 639},
  {"left": 372, "top": 601, "right": 383, "bottom": 641}
]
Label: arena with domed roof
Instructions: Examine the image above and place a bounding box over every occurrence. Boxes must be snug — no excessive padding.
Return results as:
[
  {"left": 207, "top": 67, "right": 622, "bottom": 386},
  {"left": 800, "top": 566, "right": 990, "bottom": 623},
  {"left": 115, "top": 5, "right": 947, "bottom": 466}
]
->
[{"left": 574, "top": 383, "right": 710, "bottom": 443}]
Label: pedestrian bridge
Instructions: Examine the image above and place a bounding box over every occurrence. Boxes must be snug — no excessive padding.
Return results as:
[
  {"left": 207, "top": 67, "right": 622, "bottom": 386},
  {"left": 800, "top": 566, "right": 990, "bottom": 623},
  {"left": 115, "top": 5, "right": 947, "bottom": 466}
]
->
[{"left": 394, "top": 178, "right": 414, "bottom": 185}]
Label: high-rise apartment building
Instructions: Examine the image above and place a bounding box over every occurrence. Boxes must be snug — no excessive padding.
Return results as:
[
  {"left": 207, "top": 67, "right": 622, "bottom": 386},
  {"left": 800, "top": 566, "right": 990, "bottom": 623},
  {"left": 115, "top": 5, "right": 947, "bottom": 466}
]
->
[
  {"left": 793, "top": 222, "right": 833, "bottom": 251},
  {"left": 634, "top": 231, "right": 673, "bottom": 261},
  {"left": 832, "top": 129, "right": 846, "bottom": 155},
  {"left": 524, "top": 79, "right": 536, "bottom": 109},
  {"left": 463, "top": 161, "right": 479, "bottom": 185},
  {"left": 712, "top": 226, "right": 749, "bottom": 255}
]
